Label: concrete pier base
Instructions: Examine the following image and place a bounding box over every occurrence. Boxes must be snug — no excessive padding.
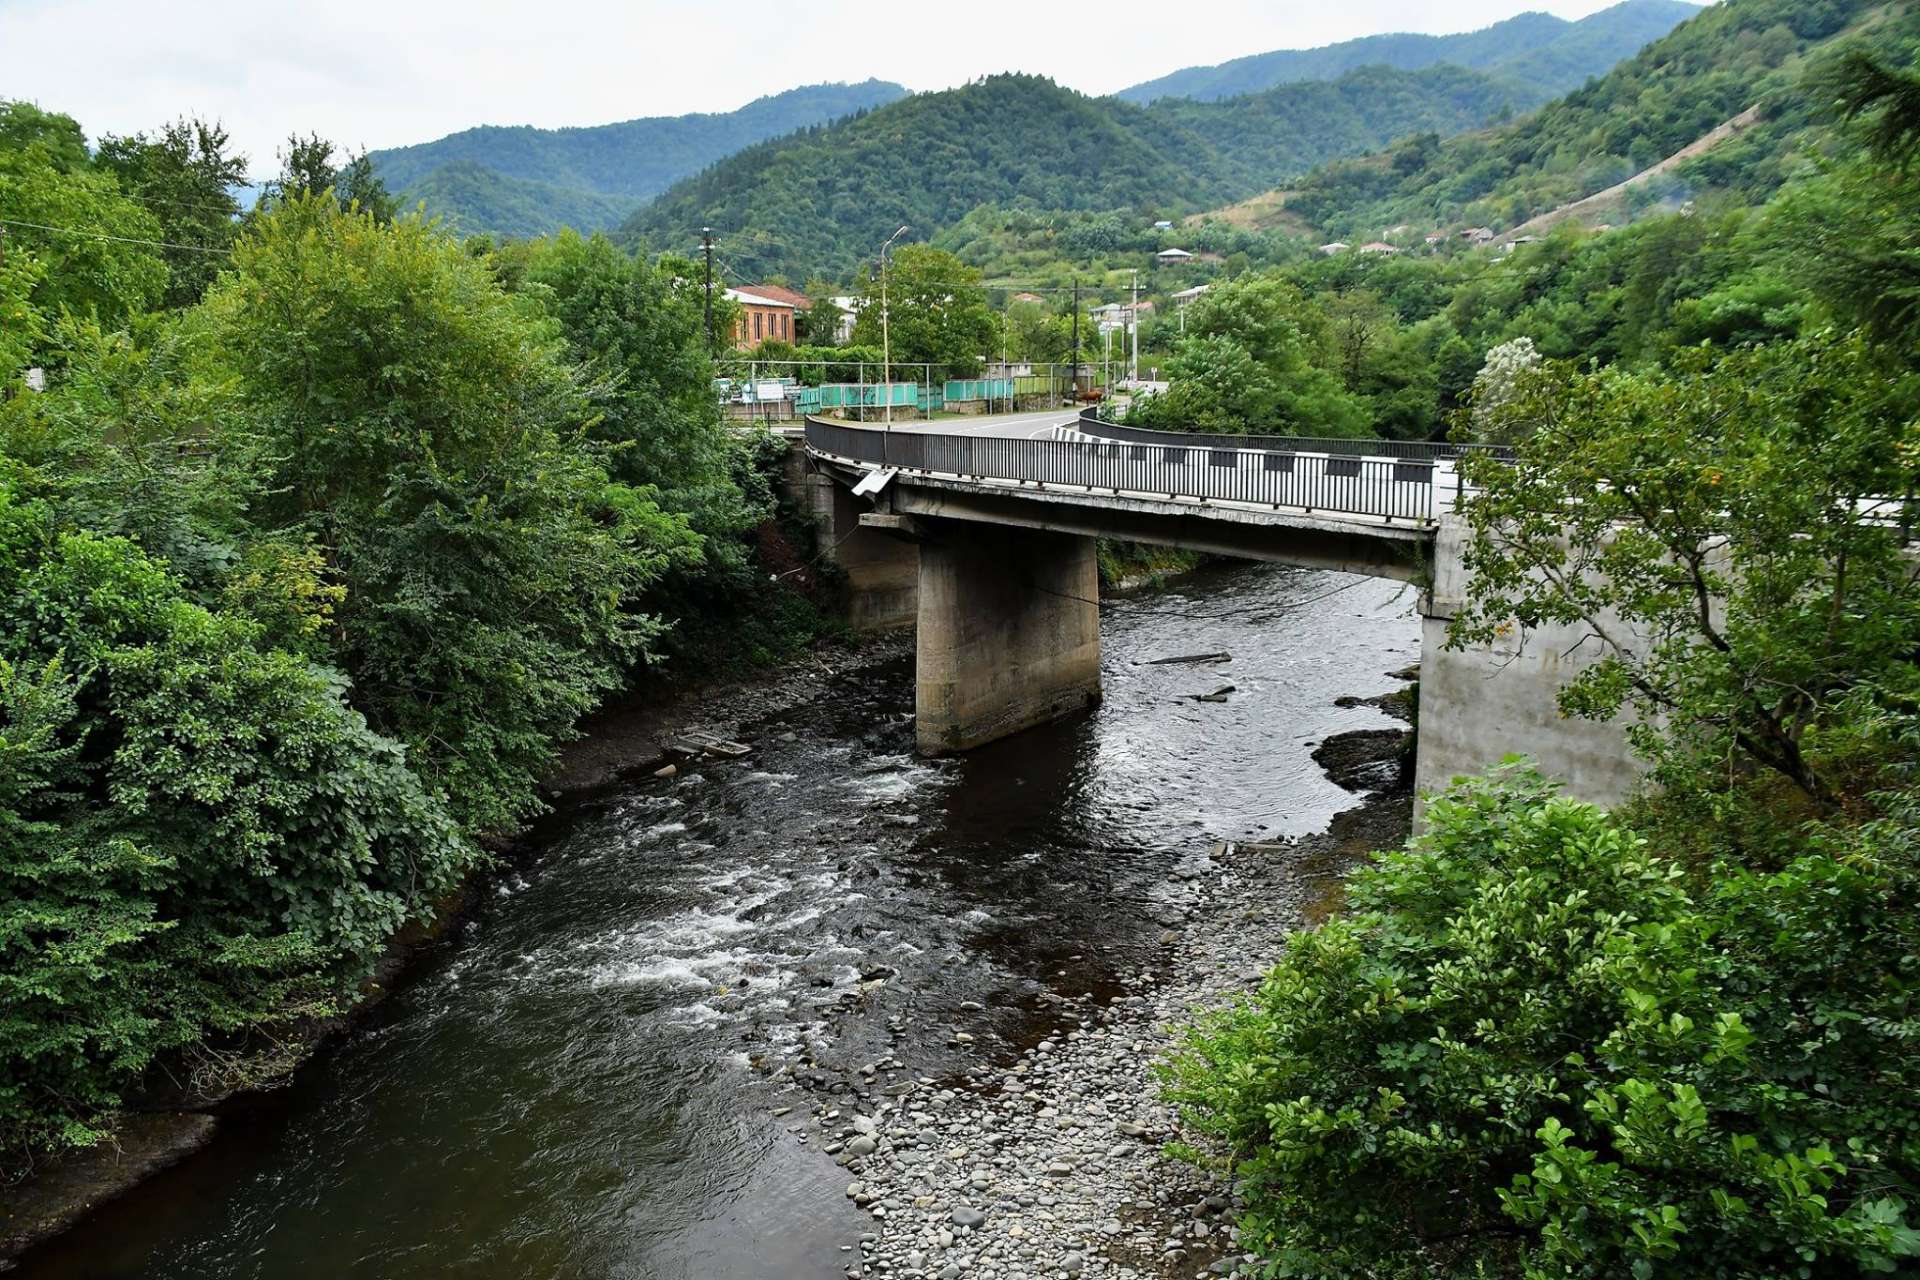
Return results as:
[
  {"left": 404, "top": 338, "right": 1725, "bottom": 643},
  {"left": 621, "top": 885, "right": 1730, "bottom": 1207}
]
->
[{"left": 915, "top": 523, "right": 1102, "bottom": 755}]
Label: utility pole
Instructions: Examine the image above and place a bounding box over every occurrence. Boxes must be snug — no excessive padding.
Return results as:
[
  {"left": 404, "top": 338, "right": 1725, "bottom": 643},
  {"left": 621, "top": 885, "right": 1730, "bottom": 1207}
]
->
[
  {"left": 1069, "top": 277, "right": 1080, "bottom": 406},
  {"left": 701, "top": 227, "right": 715, "bottom": 355},
  {"left": 1129, "top": 268, "right": 1140, "bottom": 389},
  {"left": 880, "top": 224, "right": 909, "bottom": 429}
]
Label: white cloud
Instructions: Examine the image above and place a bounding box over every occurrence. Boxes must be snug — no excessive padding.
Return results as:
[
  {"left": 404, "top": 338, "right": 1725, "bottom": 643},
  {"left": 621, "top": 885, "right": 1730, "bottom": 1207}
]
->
[{"left": 1, "top": 0, "right": 1656, "bottom": 179}]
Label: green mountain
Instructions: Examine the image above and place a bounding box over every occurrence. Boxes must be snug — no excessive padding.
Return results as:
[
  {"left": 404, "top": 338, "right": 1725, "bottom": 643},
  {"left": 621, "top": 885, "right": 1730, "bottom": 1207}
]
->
[
  {"left": 398, "top": 161, "right": 634, "bottom": 239},
  {"left": 622, "top": 66, "right": 1551, "bottom": 278},
  {"left": 370, "top": 79, "right": 907, "bottom": 236},
  {"left": 1115, "top": 0, "right": 1700, "bottom": 104},
  {"left": 1282, "top": 0, "right": 1904, "bottom": 239}
]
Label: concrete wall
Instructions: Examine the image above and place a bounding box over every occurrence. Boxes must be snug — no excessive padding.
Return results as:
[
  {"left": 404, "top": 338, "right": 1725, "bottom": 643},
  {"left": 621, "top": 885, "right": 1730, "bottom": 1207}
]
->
[
  {"left": 1415, "top": 515, "right": 1644, "bottom": 811},
  {"left": 915, "top": 522, "right": 1102, "bottom": 755},
  {"left": 780, "top": 440, "right": 918, "bottom": 632}
]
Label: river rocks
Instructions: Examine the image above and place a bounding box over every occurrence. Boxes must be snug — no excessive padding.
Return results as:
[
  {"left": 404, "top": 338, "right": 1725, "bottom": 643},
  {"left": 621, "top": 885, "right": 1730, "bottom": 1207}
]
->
[
  {"left": 771, "top": 694, "right": 1415, "bottom": 1280},
  {"left": 1310, "top": 727, "right": 1411, "bottom": 794}
]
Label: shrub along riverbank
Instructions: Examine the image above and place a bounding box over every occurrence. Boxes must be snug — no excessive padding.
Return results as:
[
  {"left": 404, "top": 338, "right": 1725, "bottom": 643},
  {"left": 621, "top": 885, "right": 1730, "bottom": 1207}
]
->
[
  {"left": 1161, "top": 55, "right": 1920, "bottom": 1280},
  {"left": 0, "top": 105, "right": 837, "bottom": 1174}
]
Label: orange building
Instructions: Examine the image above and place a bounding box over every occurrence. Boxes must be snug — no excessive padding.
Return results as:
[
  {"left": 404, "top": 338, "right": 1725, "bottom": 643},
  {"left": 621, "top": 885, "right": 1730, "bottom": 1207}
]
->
[{"left": 726, "top": 287, "right": 797, "bottom": 349}]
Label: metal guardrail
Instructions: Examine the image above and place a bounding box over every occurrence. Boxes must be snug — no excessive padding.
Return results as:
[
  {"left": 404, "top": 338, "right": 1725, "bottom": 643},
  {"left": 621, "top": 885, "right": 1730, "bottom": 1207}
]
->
[
  {"left": 1074, "top": 409, "right": 1511, "bottom": 462},
  {"left": 804, "top": 417, "right": 1435, "bottom": 523}
]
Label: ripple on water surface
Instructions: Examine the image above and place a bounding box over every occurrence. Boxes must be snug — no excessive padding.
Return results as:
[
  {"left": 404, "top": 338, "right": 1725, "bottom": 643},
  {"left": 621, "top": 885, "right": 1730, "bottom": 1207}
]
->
[{"left": 18, "top": 563, "right": 1417, "bottom": 1280}]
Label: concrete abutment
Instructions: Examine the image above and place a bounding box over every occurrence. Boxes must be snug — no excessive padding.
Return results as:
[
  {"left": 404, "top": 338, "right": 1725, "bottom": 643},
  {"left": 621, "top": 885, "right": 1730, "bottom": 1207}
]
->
[
  {"left": 1413, "top": 515, "right": 1642, "bottom": 812},
  {"left": 783, "top": 439, "right": 919, "bottom": 632}
]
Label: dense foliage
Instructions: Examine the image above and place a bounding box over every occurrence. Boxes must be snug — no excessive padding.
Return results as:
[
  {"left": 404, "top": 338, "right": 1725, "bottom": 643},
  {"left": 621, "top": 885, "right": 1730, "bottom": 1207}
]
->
[
  {"left": 1451, "top": 332, "right": 1920, "bottom": 809},
  {"left": 371, "top": 80, "right": 907, "bottom": 237},
  {"left": 1116, "top": 0, "right": 1694, "bottom": 103},
  {"left": 0, "top": 107, "right": 828, "bottom": 1164},
  {"left": 1168, "top": 768, "right": 1920, "bottom": 1278}
]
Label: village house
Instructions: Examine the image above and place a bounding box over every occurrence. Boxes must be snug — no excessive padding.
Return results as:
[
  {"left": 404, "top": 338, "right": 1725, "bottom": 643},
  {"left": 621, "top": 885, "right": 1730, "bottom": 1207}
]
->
[
  {"left": 1318, "top": 241, "right": 1350, "bottom": 255},
  {"left": 1358, "top": 241, "right": 1399, "bottom": 255},
  {"left": 726, "top": 287, "right": 796, "bottom": 349},
  {"left": 1154, "top": 247, "right": 1195, "bottom": 265}
]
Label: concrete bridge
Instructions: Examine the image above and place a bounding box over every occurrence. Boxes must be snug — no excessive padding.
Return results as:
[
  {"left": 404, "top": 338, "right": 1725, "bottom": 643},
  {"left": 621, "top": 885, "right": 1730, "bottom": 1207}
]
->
[{"left": 784, "top": 411, "right": 1643, "bottom": 807}]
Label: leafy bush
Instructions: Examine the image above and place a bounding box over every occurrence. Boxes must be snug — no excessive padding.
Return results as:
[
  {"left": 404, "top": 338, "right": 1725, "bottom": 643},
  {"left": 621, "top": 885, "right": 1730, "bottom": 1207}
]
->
[
  {"left": 1165, "top": 767, "right": 1920, "bottom": 1278},
  {"left": 0, "top": 490, "right": 476, "bottom": 1157},
  {"left": 203, "top": 198, "right": 700, "bottom": 833}
]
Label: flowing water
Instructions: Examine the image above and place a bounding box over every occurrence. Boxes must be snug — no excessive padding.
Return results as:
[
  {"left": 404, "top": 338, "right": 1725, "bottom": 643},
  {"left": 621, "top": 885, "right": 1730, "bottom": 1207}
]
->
[{"left": 18, "top": 563, "right": 1419, "bottom": 1280}]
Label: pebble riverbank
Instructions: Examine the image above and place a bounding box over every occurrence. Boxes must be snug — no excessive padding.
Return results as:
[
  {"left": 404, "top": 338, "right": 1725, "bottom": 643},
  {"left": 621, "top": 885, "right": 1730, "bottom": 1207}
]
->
[{"left": 773, "top": 723, "right": 1414, "bottom": 1280}]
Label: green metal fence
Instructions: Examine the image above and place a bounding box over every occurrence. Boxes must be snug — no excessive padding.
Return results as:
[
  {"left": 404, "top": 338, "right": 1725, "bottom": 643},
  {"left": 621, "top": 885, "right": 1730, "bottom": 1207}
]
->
[
  {"left": 795, "top": 382, "right": 926, "bottom": 413},
  {"left": 942, "top": 377, "right": 1015, "bottom": 403}
]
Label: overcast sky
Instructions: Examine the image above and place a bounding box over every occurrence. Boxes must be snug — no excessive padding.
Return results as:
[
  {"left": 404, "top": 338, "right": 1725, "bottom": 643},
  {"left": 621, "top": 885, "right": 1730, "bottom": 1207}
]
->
[{"left": 4, "top": 0, "right": 1647, "bottom": 180}]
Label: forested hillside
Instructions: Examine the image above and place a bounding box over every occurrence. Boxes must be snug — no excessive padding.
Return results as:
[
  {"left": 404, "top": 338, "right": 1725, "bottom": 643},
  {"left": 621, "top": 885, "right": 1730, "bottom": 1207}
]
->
[
  {"left": 625, "top": 66, "right": 1551, "bottom": 277},
  {"left": 399, "top": 160, "right": 635, "bottom": 238},
  {"left": 1115, "top": 0, "right": 1697, "bottom": 103},
  {"left": 1285, "top": 0, "right": 1897, "bottom": 237},
  {"left": 370, "top": 79, "right": 906, "bottom": 235}
]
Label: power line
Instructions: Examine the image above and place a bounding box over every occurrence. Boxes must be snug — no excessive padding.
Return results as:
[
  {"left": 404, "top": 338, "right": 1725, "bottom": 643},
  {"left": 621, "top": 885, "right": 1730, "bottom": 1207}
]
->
[
  {"left": 116, "top": 190, "right": 249, "bottom": 218},
  {"left": 0, "top": 216, "right": 233, "bottom": 255}
]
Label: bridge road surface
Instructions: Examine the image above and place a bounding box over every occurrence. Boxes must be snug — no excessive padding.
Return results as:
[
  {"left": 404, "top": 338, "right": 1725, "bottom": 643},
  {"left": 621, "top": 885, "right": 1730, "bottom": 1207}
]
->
[{"left": 873, "top": 408, "right": 1079, "bottom": 439}]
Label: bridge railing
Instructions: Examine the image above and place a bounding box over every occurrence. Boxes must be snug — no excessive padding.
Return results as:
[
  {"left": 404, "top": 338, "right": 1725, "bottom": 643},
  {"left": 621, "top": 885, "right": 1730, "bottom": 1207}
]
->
[
  {"left": 1074, "top": 408, "right": 1512, "bottom": 462},
  {"left": 804, "top": 417, "right": 1435, "bottom": 523}
]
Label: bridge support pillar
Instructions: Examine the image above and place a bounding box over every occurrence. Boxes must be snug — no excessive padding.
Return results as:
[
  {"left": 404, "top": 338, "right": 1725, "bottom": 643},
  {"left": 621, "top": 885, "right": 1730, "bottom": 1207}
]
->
[
  {"left": 915, "top": 522, "right": 1101, "bottom": 755},
  {"left": 783, "top": 441, "right": 918, "bottom": 632}
]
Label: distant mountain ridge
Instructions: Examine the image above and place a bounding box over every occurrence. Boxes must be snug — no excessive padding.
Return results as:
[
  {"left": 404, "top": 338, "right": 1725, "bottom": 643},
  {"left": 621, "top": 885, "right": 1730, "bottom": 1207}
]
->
[
  {"left": 623, "top": 65, "right": 1561, "bottom": 277},
  {"left": 370, "top": 79, "right": 907, "bottom": 237},
  {"left": 1115, "top": 0, "right": 1700, "bottom": 103}
]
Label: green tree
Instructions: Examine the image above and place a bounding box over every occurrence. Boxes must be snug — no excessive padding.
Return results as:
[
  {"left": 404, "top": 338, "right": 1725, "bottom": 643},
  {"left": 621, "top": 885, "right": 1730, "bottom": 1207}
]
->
[
  {"left": 0, "top": 101, "right": 89, "bottom": 172},
  {"left": 96, "top": 118, "right": 247, "bottom": 307},
  {"left": 1450, "top": 332, "right": 1920, "bottom": 807},
  {"left": 1134, "top": 273, "right": 1370, "bottom": 435},
  {"left": 0, "top": 119, "right": 168, "bottom": 332},
  {"left": 514, "top": 230, "right": 728, "bottom": 491},
  {"left": 0, "top": 248, "right": 46, "bottom": 381},
  {"left": 204, "top": 197, "right": 694, "bottom": 832},
  {"left": 0, "top": 486, "right": 475, "bottom": 1158},
  {"left": 1166, "top": 766, "right": 1920, "bottom": 1279},
  {"left": 850, "top": 244, "right": 996, "bottom": 373},
  {"left": 258, "top": 132, "right": 399, "bottom": 223}
]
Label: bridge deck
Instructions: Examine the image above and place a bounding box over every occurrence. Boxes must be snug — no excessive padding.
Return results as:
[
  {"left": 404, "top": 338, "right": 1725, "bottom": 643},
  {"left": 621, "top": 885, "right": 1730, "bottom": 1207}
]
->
[
  {"left": 806, "top": 417, "right": 1443, "bottom": 525},
  {"left": 803, "top": 416, "right": 1439, "bottom": 583}
]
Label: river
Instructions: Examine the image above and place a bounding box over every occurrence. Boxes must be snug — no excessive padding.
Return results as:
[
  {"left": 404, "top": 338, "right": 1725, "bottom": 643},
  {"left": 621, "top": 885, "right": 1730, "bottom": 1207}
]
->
[{"left": 16, "top": 563, "right": 1419, "bottom": 1280}]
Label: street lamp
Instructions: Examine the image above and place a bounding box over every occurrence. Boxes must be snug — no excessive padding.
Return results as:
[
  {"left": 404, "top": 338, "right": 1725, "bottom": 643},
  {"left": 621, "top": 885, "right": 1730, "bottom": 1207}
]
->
[{"left": 880, "top": 224, "right": 909, "bottom": 429}]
